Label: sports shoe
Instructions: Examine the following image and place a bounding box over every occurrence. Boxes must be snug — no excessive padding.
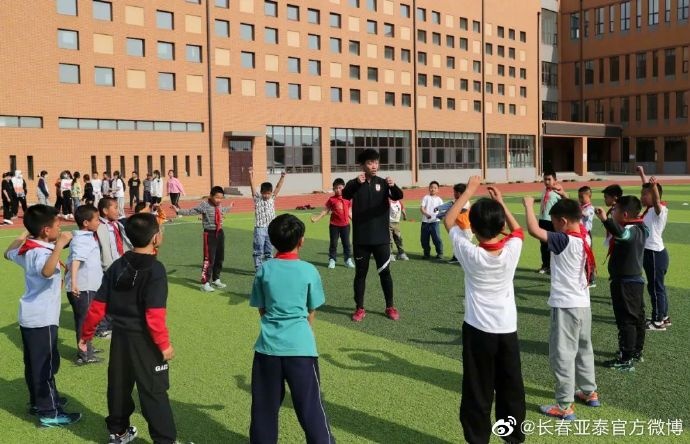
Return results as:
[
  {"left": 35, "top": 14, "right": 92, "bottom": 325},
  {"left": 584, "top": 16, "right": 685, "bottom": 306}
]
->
[
  {"left": 574, "top": 390, "right": 601, "bottom": 407},
  {"left": 447, "top": 257, "right": 459, "bottom": 264},
  {"left": 3, "top": 219, "right": 12, "bottom": 225},
  {"left": 345, "top": 258, "right": 355, "bottom": 268},
  {"left": 646, "top": 321, "right": 667, "bottom": 331},
  {"left": 588, "top": 283, "right": 597, "bottom": 288},
  {"left": 537, "top": 267, "right": 548, "bottom": 274},
  {"left": 540, "top": 404, "right": 576, "bottom": 421},
  {"left": 108, "top": 426, "right": 138, "bottom": 444},
  {"left": 39, "top": 412, "right": 82, "bottom": 428},
  {"left": 351, "top": 308, "right": 366, "bottom": 322},
  {"left": 201, "top": 282, "right": 215, "bottom": 292},
  {"left": 604, "top": 358, "right": 635, "bottom": 372},
  {"left": 663, "top": 317, "right": 672, "bottom": 326},
  {"left": 211, "top": 279, "right": 227, "bottom": 289},
  {"left": 29, "top": 397, "right": 68, "bottom": 415},
  {"left": 397, "top": 253, "right": 409, "bottom": 261},
  {"left": 617, "top": 351, "right": 644, "bottom": 363},
  {"left": 75, "top": 356, "right": 103, "bottom": 366},
  {"left": 385, "top": 306, "right": 400, "bottom": 321},
  {"left": 389, "top": 254, "right": 396, "bottom": 262},
  {"left": 95, "top": 330, "right": 112, "bottom": 339},
  {"left": 328, "top": 259, "right": 336, "bottom": 269}
]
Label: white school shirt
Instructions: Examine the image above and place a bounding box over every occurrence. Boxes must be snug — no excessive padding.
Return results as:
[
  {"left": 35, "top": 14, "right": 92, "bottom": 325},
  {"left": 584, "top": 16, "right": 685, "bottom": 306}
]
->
[
  {"left": 91, "top": 178, "right": 102, "bottom": 198},
  {"left": 112, "top": 178, "right": 125, "bottom": 198},
  {"left": 546, "top": 232, "right": 591, "bottom": 308},
  {"left": 389, "top": 201, "right": 403, "bottom": 223},
  {"left": 151, "top": 178, "right": 163, "bottom": 198},
  {"left": 6, "top": 240, "right": 62, "bottom": 328},
  {"left": 643, "top": 205, "right": 668, "bottom": 251},
  {"left": 65, "top": 230, "right": 104, "bottom": 293},
  {"left": 450, "top": 226, "right": 521, "bottom": 334},
  {"left": 581, "top": 204, "right": 595, "bottom": 233},
  {"left": 421, "top": 195, "right": 444, "bottom": 223}
]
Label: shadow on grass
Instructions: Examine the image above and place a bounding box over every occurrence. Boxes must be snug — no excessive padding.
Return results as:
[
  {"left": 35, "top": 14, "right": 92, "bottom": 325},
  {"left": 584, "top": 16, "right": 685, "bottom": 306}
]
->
[
  {"left": 410, "top": 327, "right": 461, "bottom": 346},
  {"left": 233, "top": 374, "right": 453, "bottom": 444},
  {"left": 228, "top": 291, "right": 250, "bottom": 306},
  {"left": 167, "top": 275, "right": 203, "bottom": 292},
  {"left": 171, "top": 399, "right": 247, "bottom": 443}
]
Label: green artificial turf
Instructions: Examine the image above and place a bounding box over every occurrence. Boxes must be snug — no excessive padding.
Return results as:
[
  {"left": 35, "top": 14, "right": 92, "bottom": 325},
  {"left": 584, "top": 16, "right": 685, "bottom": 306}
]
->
[{"left": 0, "top": 185, "right": 689, "bottom": 443}]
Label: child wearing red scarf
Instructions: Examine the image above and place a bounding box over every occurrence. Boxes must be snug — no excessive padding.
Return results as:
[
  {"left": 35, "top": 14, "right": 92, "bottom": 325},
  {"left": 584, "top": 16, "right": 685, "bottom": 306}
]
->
[
  {"left": 536, "top": 171, "right": 567, "bottom": 274},
  {"left": 524, "top": 197, "right": 599, "bottom": 421},
  {"left": 443, "top": 176, "right": 526, "bottom": 444}
]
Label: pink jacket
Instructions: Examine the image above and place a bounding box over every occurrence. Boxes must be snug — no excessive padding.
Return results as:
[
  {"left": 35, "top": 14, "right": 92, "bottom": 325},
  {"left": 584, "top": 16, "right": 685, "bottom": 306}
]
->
[{"left": 166, "top": 177, "right": 185, "bottom": 194}]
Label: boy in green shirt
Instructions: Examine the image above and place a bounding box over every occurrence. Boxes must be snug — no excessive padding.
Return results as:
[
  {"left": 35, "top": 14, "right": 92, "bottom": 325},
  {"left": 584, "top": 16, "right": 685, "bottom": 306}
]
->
[{"left": 249, "top": 214, "right": 334, "bottom": 443}]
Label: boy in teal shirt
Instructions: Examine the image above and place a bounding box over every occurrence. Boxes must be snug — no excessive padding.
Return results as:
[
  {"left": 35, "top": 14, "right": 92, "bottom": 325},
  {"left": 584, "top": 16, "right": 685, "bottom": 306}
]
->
[
  {"left": 537, "top": 171, "right": 567, "bottom": 274},
  {"left": 249, "top": 214, "right": 334, "bottom": 443}
]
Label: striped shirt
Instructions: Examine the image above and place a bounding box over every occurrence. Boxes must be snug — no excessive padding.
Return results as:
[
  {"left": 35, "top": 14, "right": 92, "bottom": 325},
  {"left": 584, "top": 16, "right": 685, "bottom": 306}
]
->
[
  {"left": 254, "top": 193, "right": 276, "bottom": 228},
  {"left": 178, "top": 200, "right": 231, "bottom": 231}
]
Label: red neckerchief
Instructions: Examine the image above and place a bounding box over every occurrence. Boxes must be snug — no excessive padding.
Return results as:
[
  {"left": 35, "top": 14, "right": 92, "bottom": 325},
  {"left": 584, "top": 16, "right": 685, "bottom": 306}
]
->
[
  {"left": 566, "top": 224, "right": 596, "bottom": 283},
  {"left": 110, "top": 221, "right": 125, "bottom": 256},
  {"left": 641, "top": 201, "right": 667, "bottom": 218},
  {"left": 18, "top": 239, "right": 51, "bottom": 255},
  {"left": 478, "top": 228, "right": 524, "bottom": 251},
  {"left": 275, "top": 252, "right": 299, "bottom": 260},
  {"left": 213, "top": 203, "right": 222, "bottom": 234},
  {"left": 540, "top": 188, "right": 551, "bottom": 215},
  {"left": 607, "top": 219, "right": 645, "bottom": 258}
]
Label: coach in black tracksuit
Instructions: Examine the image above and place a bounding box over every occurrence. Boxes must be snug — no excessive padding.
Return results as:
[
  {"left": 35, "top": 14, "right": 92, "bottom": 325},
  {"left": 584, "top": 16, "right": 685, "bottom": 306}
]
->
[{"left": 343, "top": 149, "right": 403, "bottom": 322}]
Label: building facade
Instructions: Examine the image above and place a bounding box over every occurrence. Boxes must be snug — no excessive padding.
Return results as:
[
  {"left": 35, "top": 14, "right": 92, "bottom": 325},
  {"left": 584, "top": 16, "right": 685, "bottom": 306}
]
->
[{"left": 1, "top": 0, "right": 541, "bottom": 195}]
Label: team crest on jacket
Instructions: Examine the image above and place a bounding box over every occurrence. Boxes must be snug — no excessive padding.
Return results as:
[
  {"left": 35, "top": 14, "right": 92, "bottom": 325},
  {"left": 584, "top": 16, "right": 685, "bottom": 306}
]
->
[{"left": 375, "top": 184, "right": 381, "bottom": 191}]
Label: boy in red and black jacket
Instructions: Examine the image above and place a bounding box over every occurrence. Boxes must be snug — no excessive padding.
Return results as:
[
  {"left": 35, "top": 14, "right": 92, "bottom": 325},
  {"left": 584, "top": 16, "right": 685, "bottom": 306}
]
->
[{"left": 80, "top": 213, "right": 176, "bottom": 444}]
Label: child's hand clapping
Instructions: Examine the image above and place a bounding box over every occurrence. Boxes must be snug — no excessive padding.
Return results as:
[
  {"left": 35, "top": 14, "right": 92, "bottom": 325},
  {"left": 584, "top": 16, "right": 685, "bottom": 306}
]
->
[{"left": 487, "top": 186, "right": 504, "bottom": 203}]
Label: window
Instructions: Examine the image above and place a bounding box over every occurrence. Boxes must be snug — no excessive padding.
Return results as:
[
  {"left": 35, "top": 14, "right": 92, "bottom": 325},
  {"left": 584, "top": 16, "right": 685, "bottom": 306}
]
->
[
  {"left": 652, "top": 50, "right": 659, "bottom": 78},
  {"left": 585, "top": 60, "right": 594, "bottom": 84},
  {"left": 648, "top": 0, "right": 659, "bottom": 25},
  {"left": 156, "top": 10, "right": 174, "bottom": 30},
  {"left": 418, "top": 51, "right": 427, "bottom": 65},
  {"left": 308, "top": 60, "right": 321, "bottom": 75},
  {"left": 418, "top": 73, "right": 427, "bottom": 86},
  {"left": 497, "top": 25, "right": 505, "bottom": 37},
  {"left": 636, "top": 0, "right": 642, "bottom": 27},
  {"left": 498, "top": 64, "right": 505, "bottom": 76},
  {"left": 520, "top": 31, "right": 527, "bottom": 42},
  {"left": 288, "top": 83, "right": 301, "bottom": 100},
  {"left": 58, "top": 29, "right": 79, "bottom": 50},
  {"left": 265, "top": 82, "right": 279, "bottom": 98},
  {"left": 126, "top": 38, "right": 144, "bottom": 57},
  {"left": 635, "top": 95, "right": 642, "bottom": 120},
  {"left": 585, "top": 9, "right": 591, "bottom": 37},
  {"left": 509, "top": 66, "right": 516, "bottom": 77},
  {"left": 625, "top": 54, "right": 631, "bottom": 79},
  {"left": 473, "top": 100, "right": 482, "bottom": 112},
  {"left": 288, "top": 57, "right": 300, "bottom": 73},
  {"left": 59, "top": 63, "right": 80, "bottom": 83},
  {"left": 401, "top": 49, "right": 411, "bottom": 62},
  {"left": 367, "top": 20, "right": 377, "bottom": 34},
  {"left": 350, "top": 89, "right": 361, "bottom": 104},
  {"left": 402, "top": 94, "right": 411, "bottom": 107},
  {"left": 349, "top": 0, "right": 359, "bottom": 7},
  {"left": 636, "top": 52, "right": 647, "bottom": 79},
  {"left": 384, "top": 23, "right": 395, "bottom": 37},
  {"left": 459, "top": 17, "right": 468, "bottom": 30},
  {"left": 542, "top": 61, "right": 558, "bottom": 86},
  {"left": 509, "top": 135, "right": 535, "bottom": 168},
  {"left": 595, "top": 7, "right": 605, "bottom": 34},
  {"left": 308, "top": 34, "right": 320, "bottom": 50},
  {"left": 665, "top": 0, "right": 672, "bottom": 21},
  {"left": 385, "top": 92, "right": 395, "bottom": 106},
  {"left": 216, "top": 0, "right": 229, "bottom": 7},
  {"left": 677, "top": 91, "right": 688, "bottom": 118},
  {"left": 460, "top": 38, "right": 468, "bottom": 50},
  {"left": 485, "top": 43, "right": 493, "bottom": 55},
  {"left": 571, "top": 101, "right": 581, "bottom": 120},
  {"left": 330, "top": 87, "right": 342, "bottom": 103},
  {"left": 287, "top": 4, "right": 299, "bottom": 21},
  {"left": 473, "top": 80, "right": 481, "bottom": 92},
  {"left": 647, "top": 93, "right": 658, "bottom": 120},
  {"left": 418, "top": 132, "right": 481, "bottom": 169},
  {"left": 473, "top": 21, "right": 481, "bottom": 33},
  {"left": 417, "top": 30, "right": 427, "bottom": 43},
  {"left": 473, "top": 61, "right": 481, "bottom": 73},
  {"left": 570, "top": 12, "right": 580, "bottom": 39},
  {"left": 447, "top": 98, "right": 456, "bottom": 110},
  {"left": 186, "top": 45, "right": 202, "bottom": 63},
  {"left": 447, "top": 56, "right": 455, "bottom": 69},
  {"left": 432, "top": 97, "right": 442, "bottom": 109},
  {"left": 446, "top": 35, "right": 455, "bottom": 48},
  {"left": 621, "top": 96, "right": 630, "bottom": 122},
  {"left": 157, "top": 41, "right": 174, "bottom": 60},
  {"left": 432, "top": 32, "right": 441, "bottom": 45},
  {"left": 599, "top": 58, "right": 605, "bottom": 83},
  {"left": 485, "top": 82, "right": 493, "bottom": 94},
  {"left": 432, "top": 75, "right": 441, "bottom": 88},
  {"left": 368, "top": 67, "right": 379, "bottom": 81},
  {"left": 621, "top": 1, "right": 631, "bottom": 30},
  {"left": 509, "top": 28, "right": 516, "bottom": 40},
  {"left": 330, "top": 37, "right": 342, "bottom": 53},
  {"left": 0, "top": 116, "right": 42, "bottom": 128},
  {"left": 158, "top": 72, "right": 175, "bottom": 91},
  {"left": 664, "top": 92, "right": 670, "bottom": 119},
  {"left": 508, "top": 47, "right": 516, "bottom": 59},
  {"left": 680, "top": 0, "right": 690, "bottom": 20},
  {"left": 520, "top": 86, "right": 527, "bottom": 98},
  {"left": 264, "top": 0, "right": 277, "bottom": 16},
  {"left": 241, "top": 51, "right": 255, "bottom": 68},
  {"left": 216, "top": 77, "right": 230, "bottom": 94},
  {"left": 349, "top": 40, "right": 360, "bottom": 55},
  {"left": 94, "top": 67, "right": 114, "bottom": 86},
  {"left": 240, "top": 23, "right": 255, "bottom": 41},
  {"left": 332, "top": 128, "right": 409, "bottom": 171},
  {"left": 57, "top": 0, "right": 77, "bottom": 15},
  {"left": 215, "top": 19, "right": 229, "bottom": 37},
  {"left": 542, "top": 9, "right": 557, "bottom": 45},
  {"left": 330, "top": 13, "right": 341, "bottom": 28},
  {"left": 308, "top": 8, "right": 320, "bottom": 24},
  {"left": 367, "top": 0, "right": 377, "bottom": 11},
  {"left": 684, "top": 46, "right": 690, "bottom": 73},
  {"left": 498, "top": 45, "right": 505, "bottom": 57},
  {"left": 268, "top": 126, "right": 321, "bottom": 173},
  {"left": 487, "top": 134, "right": 506, "bottom": 168},
  {"left": 665, "top": 48, "right": 676, "bottom": 76},
  {"left": 432, "top": 10, "right": 441, "bottom": 24},
  {"left": 264, "top": 27, "right": 278, "bottom": 44},
  {"left": 610, "top": 5, "right": 616, "bottom": 32},
  {"left": 509, "top": 104, "right": 517, "bottom": 115},
  {"left": 349, "top": 64, "right": 360, "bottom": 79},
  {"left": 542, "top": 101, "right": 558, "bottom": 120},
  {"left": 417, "top": 7, "right": 426, "bottom": 21},
  {"left": 384, "top": 46, "right": 395, "bottom": 60},
  {"left": 93, "top": 1, "right": 112, "bottom": 20},
  {"left": 400, "top": 4, "right": 410, "bottom": 18},
  {"left": 460, "top": 79, "right": 468, "bottom": 91},
  {"left": 610, "top": 56, "right": 620, "bottom": 82}
]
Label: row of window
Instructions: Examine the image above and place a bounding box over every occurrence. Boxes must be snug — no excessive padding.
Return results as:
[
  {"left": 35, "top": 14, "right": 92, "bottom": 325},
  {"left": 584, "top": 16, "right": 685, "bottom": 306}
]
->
[
  {"left": 0, "top": 116, "right": 43, "bottom": 128},
  {"left": 570, "top": 0, "right": 689, "bottom": 40},
  {"left": 573, "top": 47, "right": 690, "bottom": 85},
  {"left": 58, "top": 118, "right": 204, "bottom": 132},
  {"left": 59, "top": 64, "right": 182, "bottom": 90},
  {"left": 570, "top": 91, "right": 689, "bottom": 123}
]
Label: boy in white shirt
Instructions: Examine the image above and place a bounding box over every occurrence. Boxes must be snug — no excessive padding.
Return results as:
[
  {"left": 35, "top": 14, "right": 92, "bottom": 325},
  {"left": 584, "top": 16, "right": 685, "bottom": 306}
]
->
[
  {"left": 420, "top": 181, "right": 444, "bottom": 259},
  {"left": 637, "top": 166, "right": 671, "bottom": 330},
  {"left": 524, "top": 197, "right": 599, "bottom": 421},
  {"left": 91, "top": 172, "right": 102, "bottom": 205},
  {"left": 111, "top": 171, "right": 126, "bottom": 218},
  {"left": 388, "top": 198, "right": 408, "bottom": 261},
  {"left": 443, "top": 176, "right": 526, "bottom": 444}
]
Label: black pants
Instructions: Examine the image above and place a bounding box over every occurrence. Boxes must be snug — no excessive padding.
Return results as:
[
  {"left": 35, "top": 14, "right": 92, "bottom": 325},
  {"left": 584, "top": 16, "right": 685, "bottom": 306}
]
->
[
  {"left": 143, "top": 190, "right": 152, "bottom": 204},
  {"left": 54, "top": 194, "right": 63, "bottom": 212},
  {"left": 202, "top": 229, "right": 225, "bottom": 284},
  {"left": 67, "top": 291, "right": 95, "bottom": 360},
  {"left": 12, "top": 195, "right": 27, "bottom": 215},
  {"left": 20, "top": 325, "right": 62, "bottom": 417},
  {"left": 460, "top": 322, "right": 526, "bottom": 444},
  {"left": 61, "top": 190, "right": 73, "bottom": 215},
  {"left": 610, "top": 280, "right": 645, "bottom": 360},
  {"left": 169, "top": 193, "right": 180, "bottom": 207},
  {"left": 250, "top": 352, "right": 334, "bottom": 444},
  {"left": 328, "top": 224, "right": 352, "bottom": 261},
  {"left": 107, "top": 329, "right": 176, "bottom": 443},
  {"left": 129, "top": 190, "right": 139, "bottom": 208},
  {"left": 643, "top": 248, "right": 669, "bottom": 322},
  {"left": 2, "top": 200, "right": 11, "bottom": 219},
  {"left": 353, "top": 243, "right": 394, "bottom": 309},
  {"left": 538, "top": 219, "right": 554, "bottom": 269},
  {"left": 421, "top": 222, "right": 443, "bottom": 257}
]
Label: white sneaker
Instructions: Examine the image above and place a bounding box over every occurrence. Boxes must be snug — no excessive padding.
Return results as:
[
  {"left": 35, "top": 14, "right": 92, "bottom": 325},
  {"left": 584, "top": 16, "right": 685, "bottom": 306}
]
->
[
  {"left": 345, "top": 258, "right": 355, "bottom": 268},
  {"left": 3, "top": 219, "right": 12, "bottom": 225},
  {"left": 327, "top": 259, "right": 336, "bottom": 269},
  {"left": 211, "top": 279, "right": 227, "bottom": 289},
  {"left": 201, "top": 282, "right": 215, "bottom": 292},
  {"left": 397, "top": 253, "right": 409, "bottom": 261},
  {"left": 390, "top": 254, "right": 396, "bottom": 262}
]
